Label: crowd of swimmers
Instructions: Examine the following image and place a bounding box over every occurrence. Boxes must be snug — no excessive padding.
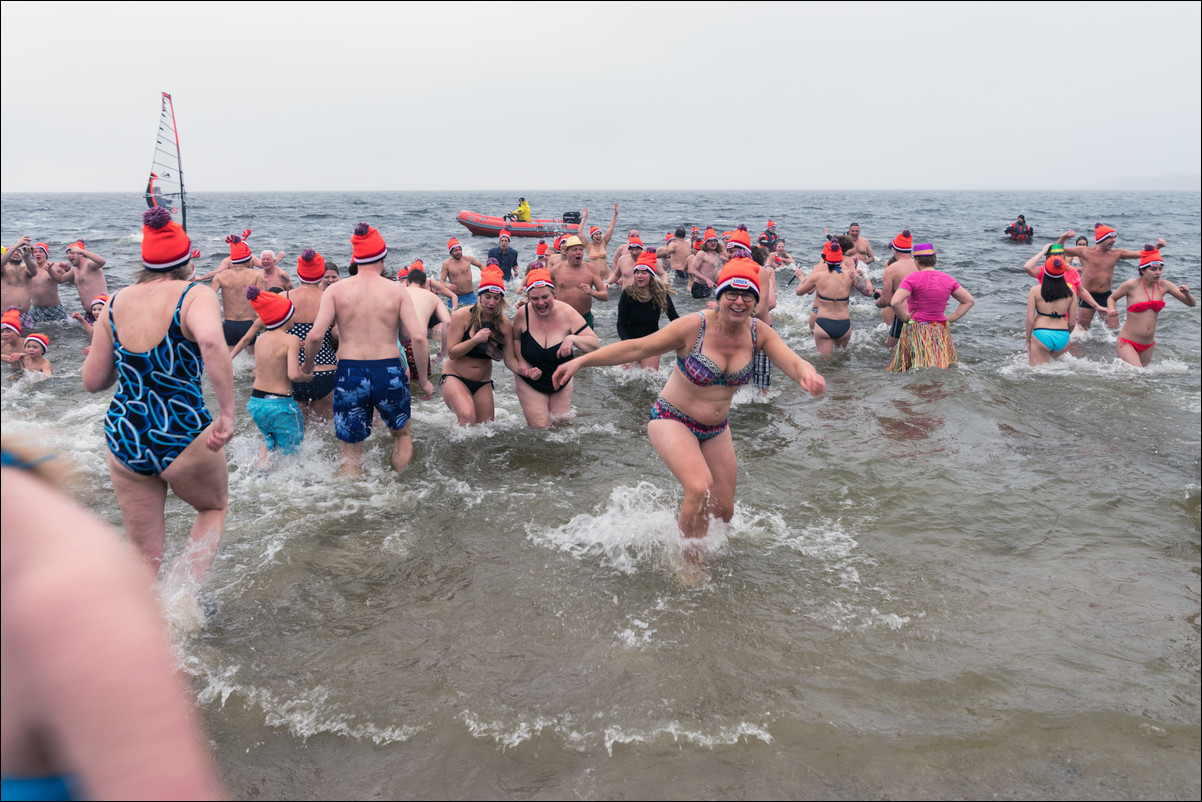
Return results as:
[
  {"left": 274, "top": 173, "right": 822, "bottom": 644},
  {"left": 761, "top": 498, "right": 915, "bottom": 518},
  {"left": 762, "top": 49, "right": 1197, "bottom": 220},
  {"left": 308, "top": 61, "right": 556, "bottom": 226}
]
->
[
  {"left": 1, "top": 207, "right": 1195, "bottom": 583},
  {"left": 1, "top": 202, "right": 1195, "bottom": 797}
]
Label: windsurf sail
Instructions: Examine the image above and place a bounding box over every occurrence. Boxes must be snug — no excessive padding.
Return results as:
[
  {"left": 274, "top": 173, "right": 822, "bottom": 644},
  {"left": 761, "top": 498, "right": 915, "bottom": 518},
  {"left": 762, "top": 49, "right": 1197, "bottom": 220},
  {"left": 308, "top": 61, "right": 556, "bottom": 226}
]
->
[{"left": 145, "top": 92, "right": 187, "bottom": 232}]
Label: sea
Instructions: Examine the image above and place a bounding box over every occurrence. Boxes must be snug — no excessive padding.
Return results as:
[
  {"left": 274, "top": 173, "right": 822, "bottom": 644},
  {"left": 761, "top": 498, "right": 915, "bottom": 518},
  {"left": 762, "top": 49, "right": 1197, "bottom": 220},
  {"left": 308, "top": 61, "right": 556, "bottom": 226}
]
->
[{"left": 2, "top": 189, "right": 1200, "bottom": 800}]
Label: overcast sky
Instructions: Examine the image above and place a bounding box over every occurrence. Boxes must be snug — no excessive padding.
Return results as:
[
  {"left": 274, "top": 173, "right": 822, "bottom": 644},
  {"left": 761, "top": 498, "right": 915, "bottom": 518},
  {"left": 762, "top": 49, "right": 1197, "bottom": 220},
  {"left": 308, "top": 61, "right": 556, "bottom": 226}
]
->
[{"left": 2, "top": 1, "right": 1199, "bottom": 193}]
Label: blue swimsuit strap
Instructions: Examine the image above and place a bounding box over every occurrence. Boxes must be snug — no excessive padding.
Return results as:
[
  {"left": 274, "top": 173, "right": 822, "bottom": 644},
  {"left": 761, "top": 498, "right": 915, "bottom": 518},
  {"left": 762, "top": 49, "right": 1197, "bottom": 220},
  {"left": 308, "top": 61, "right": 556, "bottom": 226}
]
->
[{"left": 0, "top": 450, "right": 53, "bottom": 470}]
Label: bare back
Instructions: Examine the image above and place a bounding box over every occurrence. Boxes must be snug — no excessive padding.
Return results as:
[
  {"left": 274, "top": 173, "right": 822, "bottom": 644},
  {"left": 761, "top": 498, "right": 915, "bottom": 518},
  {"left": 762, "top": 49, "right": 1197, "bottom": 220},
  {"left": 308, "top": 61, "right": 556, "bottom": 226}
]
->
[
  {"left": 212, "top": 266, "right": 265, "bottom": 321},
  {"left": 318, "top": 271, "right": 409, "bottom": 360}
]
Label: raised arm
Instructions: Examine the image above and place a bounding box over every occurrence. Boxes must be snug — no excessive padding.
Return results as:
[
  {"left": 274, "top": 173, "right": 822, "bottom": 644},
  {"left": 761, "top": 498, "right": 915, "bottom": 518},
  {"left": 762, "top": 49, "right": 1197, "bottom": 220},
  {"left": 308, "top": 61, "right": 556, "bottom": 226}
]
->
[
  {"left": 603, "top": 203, "right": 618, "bottom": 245},
  {"left": 758, "top": 325, "right": 825, "bottom": 396}
]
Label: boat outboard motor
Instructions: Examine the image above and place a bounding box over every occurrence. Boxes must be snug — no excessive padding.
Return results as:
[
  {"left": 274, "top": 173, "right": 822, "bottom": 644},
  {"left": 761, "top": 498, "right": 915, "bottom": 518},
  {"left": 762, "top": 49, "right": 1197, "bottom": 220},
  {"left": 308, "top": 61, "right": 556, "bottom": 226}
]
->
[{"left": 562, "top": 211, "right": 582, "bottom": 224}]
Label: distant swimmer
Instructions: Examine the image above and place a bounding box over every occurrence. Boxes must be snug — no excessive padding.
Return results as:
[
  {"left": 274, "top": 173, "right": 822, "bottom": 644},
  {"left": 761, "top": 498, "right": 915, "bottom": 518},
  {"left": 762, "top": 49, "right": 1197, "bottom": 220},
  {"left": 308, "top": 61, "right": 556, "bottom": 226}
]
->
[
  {"left": 21, "top": 333, "right": 53, "bottom": 375},
  {"left": 28, "top": 242, "right": 71, "bottom": 324},
  {"left": 877, "top": 230, "right": 916, "bottom": 346},
  {"left": 439, "top": 265, "right": 518, "bottom": 425},
  {"left": 62, "top": 241, "right": 108, "bottom": 319},
  {"left": 550, "top": 235, "right": 608, "bottom": 331},
  {"left": 441, "top": 237, "right": 485, "bottom": 308},
  {"left": 1108, "top": 244, "right": 1194, "bottom": 367},
  {"left": 1, "top": 236, "right": 38, "bottom": 329},
  {"left": 827, "top": 223, "right": 875, "bottom": 264},
  {"left": 303, "top": 223, "right": 431, "bottom": 475},
  {"left": 211, "top": 233, "right": 267, "bottom": 347},
  {"left": 1058, "top": 224, "right": 1167, "bottom": 330},
  {"left": 553, "top": 258, "right": 825, "bottom": 582},
  {"left": 504, "top": 197, "right": 531, "bottom": 223},
  {"left": 608, "top": 234, "right": 653, "bottom": 290},
  {"left": 660, "top": 227, "right": 693, "bottom": 280},
  {"left": 579, "top": 204, "right": 619, "bottom": 281},
  {"left": 887, "top": 243, "right": 975, "bottom": 372},
  {"left": 1025, "top": 257, "right": 1077, "bottom": 366},
  {"left": 757, "top": 219, "right": 780, "bottom": 251},
  {"left": 259, "top": 250, "right": 293, "bottom": 291},
  {"left": 1005, "top": 214, "right": 1034, "bottom": 242},
  {"left": 687, "top": 229, "right": 724, "bottom": 299},
  {"left": 509, "top": 267, "right": 599, "bottom": 429},
  {"left": 1, "top": 309, "right": 24, "bottom": 371},
  {"left": 487, "top": 229, "right": 520, "bottom": 281}
]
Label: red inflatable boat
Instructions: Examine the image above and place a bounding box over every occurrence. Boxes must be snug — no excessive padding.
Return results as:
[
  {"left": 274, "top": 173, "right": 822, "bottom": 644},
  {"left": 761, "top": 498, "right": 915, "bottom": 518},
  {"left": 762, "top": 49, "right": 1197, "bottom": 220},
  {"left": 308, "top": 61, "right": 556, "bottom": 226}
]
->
[{"left": 456, "top": 210, "right": 582, "bottom": 238}]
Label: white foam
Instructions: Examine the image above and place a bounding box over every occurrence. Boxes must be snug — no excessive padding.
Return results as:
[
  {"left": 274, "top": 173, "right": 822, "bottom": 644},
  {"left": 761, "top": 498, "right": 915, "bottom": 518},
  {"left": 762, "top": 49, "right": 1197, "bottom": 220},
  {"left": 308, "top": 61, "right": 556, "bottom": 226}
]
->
[
  {"left": 525, "top": 481, "right": 728, "bottom": 575},
  {"left": 459, "top": 709, "right": 773, "bottom": 755}
]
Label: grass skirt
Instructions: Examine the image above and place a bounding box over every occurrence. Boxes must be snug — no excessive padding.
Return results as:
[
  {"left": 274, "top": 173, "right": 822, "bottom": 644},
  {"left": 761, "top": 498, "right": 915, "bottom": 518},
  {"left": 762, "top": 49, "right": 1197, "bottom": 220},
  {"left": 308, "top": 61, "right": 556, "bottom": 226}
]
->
[{"left": 887, "top": 320, "right": 957, "bottom": 372}]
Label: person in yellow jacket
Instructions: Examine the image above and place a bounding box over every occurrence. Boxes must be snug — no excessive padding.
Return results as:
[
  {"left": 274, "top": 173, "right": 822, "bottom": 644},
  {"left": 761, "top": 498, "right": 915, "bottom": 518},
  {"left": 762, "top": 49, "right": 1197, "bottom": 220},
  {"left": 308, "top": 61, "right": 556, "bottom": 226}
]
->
[{"left": 505, "top": 197, "right": 530, "bottom": 223}]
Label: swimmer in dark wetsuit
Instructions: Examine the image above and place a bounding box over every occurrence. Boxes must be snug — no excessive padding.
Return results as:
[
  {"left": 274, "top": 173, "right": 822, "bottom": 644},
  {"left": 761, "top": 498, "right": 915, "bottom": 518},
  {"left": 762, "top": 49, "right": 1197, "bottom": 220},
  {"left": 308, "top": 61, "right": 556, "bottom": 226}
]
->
[
  {"left": 552, "top": 258, "right": 825, "bottom": 583},
  {"left": 509, "top": 267, "right": 599, "bottom": 429},
  {"left": 440, "top": 266, "right": 522, "bottom": 425}
]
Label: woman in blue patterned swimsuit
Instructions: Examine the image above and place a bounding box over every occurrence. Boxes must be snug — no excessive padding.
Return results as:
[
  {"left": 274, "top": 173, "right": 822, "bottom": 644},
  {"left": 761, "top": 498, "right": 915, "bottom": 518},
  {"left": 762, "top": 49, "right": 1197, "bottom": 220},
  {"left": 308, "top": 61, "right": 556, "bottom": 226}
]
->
[
  {"left": 82, "top": 208, "right": 234, "bottom": 587},
  {"left": 554, "top": 258, "right": 825, "bottom": 565}
]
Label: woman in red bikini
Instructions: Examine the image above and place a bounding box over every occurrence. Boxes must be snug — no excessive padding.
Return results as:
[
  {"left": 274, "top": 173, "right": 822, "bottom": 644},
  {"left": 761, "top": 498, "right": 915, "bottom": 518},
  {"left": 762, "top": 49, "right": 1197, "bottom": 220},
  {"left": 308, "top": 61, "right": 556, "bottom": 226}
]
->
[{"left": 1107, "top": 245, "right": 1194, "bottom": 367}]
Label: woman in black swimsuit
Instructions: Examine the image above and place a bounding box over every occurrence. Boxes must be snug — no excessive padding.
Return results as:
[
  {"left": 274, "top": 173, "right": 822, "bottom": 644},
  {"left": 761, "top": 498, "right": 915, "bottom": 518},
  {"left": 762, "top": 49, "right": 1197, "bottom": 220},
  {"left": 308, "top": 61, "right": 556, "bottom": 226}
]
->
[
  {"left": 793, "top": 240, "right": 874, "bottom": 354},
  {"left": 440, "top": 266, "right": 517, "bottom": 425},
  {"left": 509, "top": 267, "right": 599, "bottom": 428}
]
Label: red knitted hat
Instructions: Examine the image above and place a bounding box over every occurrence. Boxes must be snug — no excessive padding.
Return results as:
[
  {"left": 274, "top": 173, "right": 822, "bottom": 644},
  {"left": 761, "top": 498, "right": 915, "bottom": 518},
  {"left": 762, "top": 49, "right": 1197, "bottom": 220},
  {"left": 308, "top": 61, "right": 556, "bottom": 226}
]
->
[
  {"left": 1, "top": 309, "right": 22, "bottom": 335},
  {"left": 536, "top": 241, "right": 548, "bottom": 256},
  {"left": 715, "top": 257, "right": 761, "bottom": 300},
  {"left": 245, "top": 285, "right": 295, "bottom": 330},
  {"left": 890, "top": 230, "right": 913, "bottom": 252},
  {"left": 1139, "top": 244, "right": 1163, "bottom": 270},
  {"left": 478, "top": 265, "right": 506, "bottom": 295},
  {"left": 227, "top": 230, "right": 253, "bottom": 264},
  {"left": 628, "top": 235, "right": 644, "bottom": 249},
  {"left": 447, "top": 237, "right": 462, "bottom": 253},
  {"left": 1043, "top": 257, "right": 1066, "bottom": 278},
  {"left": 703, "top": 228, "right": 719, "bottom": 243},
  {"left": 90, "top": 295, "right": 109, "bottom": 309},
  {"left": 822, "top": 241, "right": 844, "bottom": 264},
  {"left": 727, "top": 227, "right": 752, "bottom": 252},
  {"left": 352, "top": 223, "right": 388, "bottom": 265},
  {"left": 24, "top": 333, "right": 49, "bottom": 352},
  {"left": 141, "top": 207, "right": 193, "bottom": 271},
  {"left": 1094, "top": 223, "right": 1116, "bottom": 243},
  {"left": 499, "top": 230, "right": 512, "bottom": 241},
  {"left": 297, "top": 249, "right": 326, "bottom": 283},
  {"left": 525, "top": 267, "right": 554, "bottom": 291},
  {"left": 634, "top": 251, "right": 658, "bottom": 272}
]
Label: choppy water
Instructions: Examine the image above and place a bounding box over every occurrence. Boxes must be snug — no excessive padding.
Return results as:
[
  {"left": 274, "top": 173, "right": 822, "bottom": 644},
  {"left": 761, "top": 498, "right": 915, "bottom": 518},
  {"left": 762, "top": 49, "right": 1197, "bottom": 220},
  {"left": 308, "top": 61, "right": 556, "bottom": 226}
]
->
[{"left": 2, "top": 190, "right": 1200, "bottom": 799}]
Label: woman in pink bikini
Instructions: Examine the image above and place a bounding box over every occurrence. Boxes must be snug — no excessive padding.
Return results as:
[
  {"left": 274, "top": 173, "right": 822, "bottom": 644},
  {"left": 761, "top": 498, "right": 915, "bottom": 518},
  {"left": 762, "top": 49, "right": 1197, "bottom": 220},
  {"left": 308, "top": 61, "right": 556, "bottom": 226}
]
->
[{"left": 1107, "top": 244, "right": 1194, "bottom": 367}]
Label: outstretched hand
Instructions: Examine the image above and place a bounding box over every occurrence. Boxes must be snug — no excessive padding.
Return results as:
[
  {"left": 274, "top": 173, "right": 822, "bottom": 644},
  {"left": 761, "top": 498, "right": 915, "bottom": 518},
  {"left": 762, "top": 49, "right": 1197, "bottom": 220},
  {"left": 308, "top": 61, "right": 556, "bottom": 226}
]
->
[{"left": 552, "top": 359, "right": 579, "bottom": 391}]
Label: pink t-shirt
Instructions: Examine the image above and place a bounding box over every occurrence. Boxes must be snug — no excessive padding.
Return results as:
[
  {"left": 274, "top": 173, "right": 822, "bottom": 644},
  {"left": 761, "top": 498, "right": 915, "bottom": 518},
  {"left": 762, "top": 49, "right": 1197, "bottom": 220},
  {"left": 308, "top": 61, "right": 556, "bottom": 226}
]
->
[{"left": 899, "top": 270, "right": 960, "bottom": 323}]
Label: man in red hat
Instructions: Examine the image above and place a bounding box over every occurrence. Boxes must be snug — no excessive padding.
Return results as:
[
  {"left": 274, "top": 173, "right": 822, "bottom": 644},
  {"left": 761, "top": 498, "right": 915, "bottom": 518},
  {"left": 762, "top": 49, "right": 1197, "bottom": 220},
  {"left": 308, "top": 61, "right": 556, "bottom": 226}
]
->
[
  {"left": 1057, "top": 224, "right": 1168, "bottom": 330},
  {"left": 28, "top": 241, "right": 72, "bottom": 324},
  {"left": 211, "top": 234, "right": 267, "bottom": 347},
  {"left": 758, "top": 220, "right": 780, "bottom": 251},
  {"left": 441, "top": 238, "right": 485, "bottom": 308},
  {"left": 1, "top": 236, "right": 38, "bottom": 329},
  {"left": 304, "top": 223, "right": 432, "bottom": 475},
  {"left": 62, "top": 241, "right": 109, "bottom": 320}
]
